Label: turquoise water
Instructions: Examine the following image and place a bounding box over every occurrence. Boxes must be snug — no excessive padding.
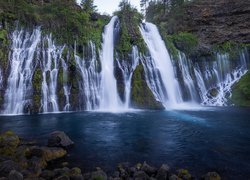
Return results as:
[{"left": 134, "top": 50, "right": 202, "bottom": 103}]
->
[{"left": 0, "top": 107, "right": 250, "bottom": 179}]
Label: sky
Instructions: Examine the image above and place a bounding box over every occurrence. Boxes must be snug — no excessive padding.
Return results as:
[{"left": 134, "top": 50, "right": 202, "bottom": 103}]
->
[{"left": 77, "top": 0, "right": 141, "bottom": 15}]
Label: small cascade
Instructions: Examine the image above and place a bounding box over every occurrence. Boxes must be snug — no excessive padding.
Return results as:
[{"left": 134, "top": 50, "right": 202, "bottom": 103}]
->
[
  {"left": 139, "top": 22, "right": 183, "bottom": 108},
  {"left": 3, "top": 28, "right": 41, "bottom": 114},
  {"left": 176, "top": 52, "right": 199, "bottom": 102},
  {"left": 194, "top": 52, "right": 248, "bottom": 106},
  {"left": 116, "top": 46, "right": 139, "bottom": 109},
  {"left": 61, "top": 58, "right": 71, "bottom": 111},
  {"left": 75, "top": 42, "right": 101, "bottom": 110},
  {"left": 99, "top": 16, "right": 123, "bottom": 111},
  {"left": 41, "top": 35, "right": 64, "bottom": 113}
]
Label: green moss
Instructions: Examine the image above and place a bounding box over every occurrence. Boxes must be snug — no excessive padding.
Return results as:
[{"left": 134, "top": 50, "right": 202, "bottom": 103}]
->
[
  {"left": 131, "top": 63, "right": 164, "bottom": 109},
  {"left": 231, "top": 72, "right": 250, "bottom": 106}
]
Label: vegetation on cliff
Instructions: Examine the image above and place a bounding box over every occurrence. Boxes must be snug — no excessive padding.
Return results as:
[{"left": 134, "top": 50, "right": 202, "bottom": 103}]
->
[
  {"left": 231, "top": 72, "right": 250, "bottom": 106},
  {"left": 0, "top": 0, "right": 108, "bottom": 46},
  {"left": 114, "top": 0, "right": 146, "bottom": 59}
]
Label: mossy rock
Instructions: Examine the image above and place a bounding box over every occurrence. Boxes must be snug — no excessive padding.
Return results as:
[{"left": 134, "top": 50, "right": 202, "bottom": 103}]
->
[
  {"left": 231, "top": 72, "right": 250, "bottom": 106},
  {"left": 131, "top": 63, "right": 164, "bottom": 109},
  {"left": 0, "top": 131, "right": 20, "bottom": 156}
]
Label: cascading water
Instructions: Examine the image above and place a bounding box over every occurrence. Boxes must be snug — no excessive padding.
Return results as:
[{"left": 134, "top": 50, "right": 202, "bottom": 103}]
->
[
  {"left": 3, "top": 28, "right": 41, "bottom": 114},
  {"left": 0, "top": 68, "right": 3, "bottom": 90},
  {"left": 175, "top": 52, "right": 199, "bottom": 102},
  {"left": 193, "top": 52, "right": 248, "bottom": 106},
  {"left": 116, "top": 46, "right": 139, "bottom": 109},
  {"left": 139, "top": 22, "right": 183, "bottom": 108},
  {"left": 61, "top": 57, "right": 71, "bottom": 111},
  {"left": 75, "top": 42, "right": 101, "bottom": 110},
  {"left": 41, "top": 35, "right": 64, "bottom": 113},
  {"left": 99, "top": 16, "right": 123, "bottom": 111}
]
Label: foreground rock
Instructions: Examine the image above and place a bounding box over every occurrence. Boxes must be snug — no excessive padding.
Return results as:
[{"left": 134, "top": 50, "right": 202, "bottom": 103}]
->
[
  {"left": 0, "top": 130, "right": 222, "bottom": 180},
  {"left": 48, "top": 131, "right": 74, "bottom": 148}
]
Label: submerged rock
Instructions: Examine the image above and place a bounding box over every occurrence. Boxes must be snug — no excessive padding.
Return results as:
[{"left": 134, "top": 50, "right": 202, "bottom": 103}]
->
[{"left": 48, "top": 131, "right": 74, "bottom": 148}]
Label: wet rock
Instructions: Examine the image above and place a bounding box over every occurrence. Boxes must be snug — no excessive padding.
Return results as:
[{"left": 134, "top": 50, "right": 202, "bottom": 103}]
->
[
  {"left": 156, "top": 164, "right": 170, "bottom": 180},
  {"left": 0, "top": 160, "right": 21, "bottom": 176},
  {"left": 40, "top": 170, "right": 56, "bottom": 179},
  {"left": 91, "top": 168, "right": 107, "bottom": 180},
  {"left": 70, "top": 174, "right": 84, "bottom": 180},
  {"left": 48, "top": 131, "right": 74, "bottom": 148},
  {"left": 8, "top": 170, "right": 23, "bottom": 180},
  {"left": 53, "top": 167, "right": 70, "bottom": 177},
  {"left": 177, "top": 169, "right": 192, "bottom": 180},
  {"left": 112, "top": 171, "right": 120, "bottom": 178},
  {"left": 54, "top": 176, "right": 70, "bottom": 180},
  {"left": 0, "top": 131, "right": 20, "bottom": 156},
  {"left": 134, "top": 171, "right": 150, "bottom": 180},
  {"left": 27, "top": 146, "right": 67, "bottom": 162},
  {"left": 202, "top": 172, "right": 221, "bottom": 180},
  {"left": 141, "top": 162, "right": 157, "bottom": 176},
  {"left": 169, "top": 174, "right": 181, "bottom": 180}
]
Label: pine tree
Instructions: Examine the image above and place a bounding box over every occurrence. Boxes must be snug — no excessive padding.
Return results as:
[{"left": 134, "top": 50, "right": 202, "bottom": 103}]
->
[{"left": 80, "top": 0, "right": 96, "bottom": 13}]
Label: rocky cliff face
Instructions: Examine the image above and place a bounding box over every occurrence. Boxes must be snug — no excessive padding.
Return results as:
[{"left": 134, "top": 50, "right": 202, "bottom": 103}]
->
[{"left": 182, "top": 0, "right": 250, "bottom": 51}]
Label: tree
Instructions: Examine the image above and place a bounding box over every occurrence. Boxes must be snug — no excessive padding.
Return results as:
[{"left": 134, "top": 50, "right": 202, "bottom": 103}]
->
[
  {"left": 140, "top": 0, "right": 149, "bottom": 16},
  {"left": 80, "top": 0, "right": 96, "bottom": 13}
]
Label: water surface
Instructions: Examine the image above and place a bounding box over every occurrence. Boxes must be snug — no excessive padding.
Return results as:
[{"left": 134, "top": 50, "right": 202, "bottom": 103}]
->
[{"left": 0, "top": 107, "right": 250, "bottom": 179}]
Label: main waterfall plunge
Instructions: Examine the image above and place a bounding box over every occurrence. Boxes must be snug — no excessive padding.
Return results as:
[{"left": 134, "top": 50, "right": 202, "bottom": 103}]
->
[{"left": 0, "top": 18, "right": 249, "bottom": 115}]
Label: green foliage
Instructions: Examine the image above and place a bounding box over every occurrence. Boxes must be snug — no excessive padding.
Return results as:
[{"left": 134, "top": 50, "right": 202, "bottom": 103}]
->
[
  {"left": 0, "top": 0, "right": 108, "bottom": 47},
  {"left": 81, "top": 0, "right": 97, "bottom": 13},
  {"left": 231, "top": 72, "right": 250, "bottom": 106},
  {"left": 172, "top": 32, "right": 198, "bottom": 55},
  {"left": 114, "top": 1, "right": 145, "bottom": 59}
]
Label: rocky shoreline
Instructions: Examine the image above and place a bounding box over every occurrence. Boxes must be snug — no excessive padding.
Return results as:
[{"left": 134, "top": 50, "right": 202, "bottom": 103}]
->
[{"left": 0, "top": 130, "right": 221, "bottom": 180}]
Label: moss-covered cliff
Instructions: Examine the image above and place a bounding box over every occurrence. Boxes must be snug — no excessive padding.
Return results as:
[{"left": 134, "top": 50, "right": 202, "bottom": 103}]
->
[{"left": 231, "top": 72, "right": 250, "bottom": 106}]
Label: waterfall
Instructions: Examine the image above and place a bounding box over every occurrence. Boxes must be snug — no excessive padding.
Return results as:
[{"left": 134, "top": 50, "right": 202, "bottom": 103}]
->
[
  {"left": 176, "top": 52, "right": 199, "bottom": 102},
  {"left": 116, "top": 46, "right": 139, "bottom": 109},
  {"left": 75, "top": 42, "right": 101, "bottom": 110},
  {"left": 99, "top": 16, "right": 123, "bottom": 111},
  {"left": 194, "top": 52, "right": 248, "bottom": 106},
  {"left": 139, "top": 22, "right": 183, "bottom": 108},
  {"left": 0, "top": 68, "right": 3, "bottom": 90},
  {"left": 62, "top": 57, "right": 71, "bottom": 111},
  {"left": 3, "top": 28, "right": 41, "bottom": 114},
  {"left": 41, "top": 35, "right": 64, "bottom": 113}
]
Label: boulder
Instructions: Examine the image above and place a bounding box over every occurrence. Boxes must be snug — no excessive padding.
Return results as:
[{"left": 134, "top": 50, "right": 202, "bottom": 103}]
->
[
  {"left": 8, "top": 170, "right": 23, "bottom": 180},
  {"left": 48, "top": 131, "right": 74, "bottom": 148},
  {"left": 169, "top": 174, "right": 181, "bottom": 180},
  {"left": 0, "top": 131, "right": 20, "bottom": 156},
  {"left": 141, "top": 162, "right": 157, "bottom": 176},
  {"left": 91, "top": 168, "right": 107, "bottom": 180},
  {"left": 156, "top": 164, "right": 170, "bottom": 180},
  {"left": 177, "top": 169, "right": 192, "bottom": 180},
  {"left": 134, "top": 171, "right": 150, "bottom": 180},
  {"left": 27, "top": 146, "right": 67, "bottom": 162},
  {"left": 202, "top": 172, "right": 221, "bottom": 180},
  {"left": 0, "top": 160, "right": 21, "bottom": 177},
  {"left": 40, "top": 170, "right": 56, "bottom": 179}
]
